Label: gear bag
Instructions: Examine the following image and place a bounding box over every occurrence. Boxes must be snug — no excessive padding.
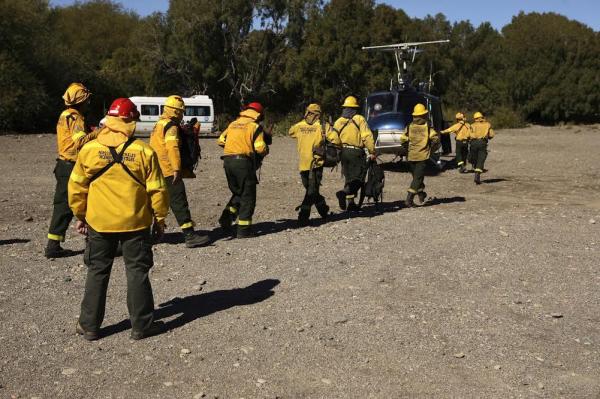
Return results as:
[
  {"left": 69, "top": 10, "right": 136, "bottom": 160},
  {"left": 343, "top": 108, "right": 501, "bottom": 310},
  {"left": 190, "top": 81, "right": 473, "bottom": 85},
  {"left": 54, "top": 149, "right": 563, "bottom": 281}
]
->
[
  {"left": 162, "top": 120, "right": 201, "bottom": 171},
  {"left": 313, "top": 120, "right": 340, "bottom": 168},
  {"left": 363, "top": 160, "right": 385, "bottom": 203}
]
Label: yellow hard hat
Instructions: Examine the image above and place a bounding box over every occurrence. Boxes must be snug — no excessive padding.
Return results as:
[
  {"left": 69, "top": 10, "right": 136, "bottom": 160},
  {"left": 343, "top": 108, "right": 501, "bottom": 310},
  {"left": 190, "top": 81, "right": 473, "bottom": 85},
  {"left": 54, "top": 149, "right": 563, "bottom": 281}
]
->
[
  {"left": 165, "top": 95, "right": 185, "bottom": 111},
  {"left": 412, "top": 103, "right": 428, "bottom": 116},
  {"left": 455, "top": 112, "right": 465, "bottom": 120},
  {"left": 473, "top": 111, "right": 484, "bottom": 120},
  {"left": 62, "top": 83, "right": 91, "bottom": 106},
  {"left": 305, "top": 103, "right": 321, "bottom": 115},
  {"left": 342, "top": 96, "right": 360, "bottom": 108}
]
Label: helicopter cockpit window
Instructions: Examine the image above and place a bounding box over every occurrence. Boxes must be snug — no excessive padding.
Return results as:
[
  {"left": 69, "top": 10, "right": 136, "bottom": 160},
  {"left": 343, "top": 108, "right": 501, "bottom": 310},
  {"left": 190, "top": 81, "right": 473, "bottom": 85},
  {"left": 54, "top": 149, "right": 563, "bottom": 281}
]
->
[{"left": 366, "top": 94, "right": 395, "bottom": 119}]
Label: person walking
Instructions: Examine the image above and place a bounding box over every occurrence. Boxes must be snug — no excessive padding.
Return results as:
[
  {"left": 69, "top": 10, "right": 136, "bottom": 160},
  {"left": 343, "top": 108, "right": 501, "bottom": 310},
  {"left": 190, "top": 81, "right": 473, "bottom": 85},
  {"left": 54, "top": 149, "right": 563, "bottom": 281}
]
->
[
  {"left": 149, "top": 95, "right": 209, "bottom": 247},
  {"left": 289, "top": 103, "right": 341, "bottom": 226},
  {"left": 400, "top": 104, "right": 440, "bottom": 207},
  {"left": 441, "top": 112, "right": 471, "bottom": 173},
  {"left": 217, "top": 102, "right": 269, "bottom": 238},
  {"left": 333, "top": 96, "right": 376, "bottom": 212},
  {"left": 469, "top": 111, "right": 496, "bottom": 184}
]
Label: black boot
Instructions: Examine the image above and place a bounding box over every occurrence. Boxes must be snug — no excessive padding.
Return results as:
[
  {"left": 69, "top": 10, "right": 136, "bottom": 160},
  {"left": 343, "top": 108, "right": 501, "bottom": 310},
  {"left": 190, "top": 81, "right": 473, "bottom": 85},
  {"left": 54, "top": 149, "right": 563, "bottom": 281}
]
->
[
  {"left": 474, "top": 172, "right": 481, "bottom": 185},
  {"left": 130, "top": 321, "right": 166, "bottom": 341},
  {"left": 405, "top": 192, "right": 415, "bottom": 208},
  {"left": 236, "top": 226, "right": 256, "bottom": 239},
  {"left": 183, "top": 228, "right": 210, "bottom": 248},
  {"left": 316, "top": 203, "right": 330, "bottom": 220},
  {"left": 218, "top": 208, "right": 234, "bottom": 230},
  {"left": 297, "top": 209, "right": 311, "bottom": 227},
  {"left": 459, "top": 165, "right": 466, "bottom": 173},
  {"left": 417, "top": 191, "right": 427, "bottom": 205},
  {"left": 44, "top": 239, "right": 68, "bottom": 259},
  {"left": 336, "top": 191, "right": 347, "bottom": 210}
]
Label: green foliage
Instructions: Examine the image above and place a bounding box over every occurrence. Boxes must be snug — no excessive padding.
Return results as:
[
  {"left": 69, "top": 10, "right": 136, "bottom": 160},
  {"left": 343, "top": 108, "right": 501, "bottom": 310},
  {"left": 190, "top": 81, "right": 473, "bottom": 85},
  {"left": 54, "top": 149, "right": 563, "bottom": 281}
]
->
[{"left": 1, "top": 1, "right": 599, "bottom": 132}]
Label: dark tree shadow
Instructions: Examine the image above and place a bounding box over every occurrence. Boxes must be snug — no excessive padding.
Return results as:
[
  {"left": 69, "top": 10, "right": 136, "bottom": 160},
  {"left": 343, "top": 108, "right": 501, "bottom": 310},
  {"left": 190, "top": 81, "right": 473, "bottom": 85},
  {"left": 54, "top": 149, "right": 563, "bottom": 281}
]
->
[
  {"left": 100, "top": 279, "right": 280, "bottom": 338},
  {"left": 0, "top": 238, "right": 30, "bottom": 245}
]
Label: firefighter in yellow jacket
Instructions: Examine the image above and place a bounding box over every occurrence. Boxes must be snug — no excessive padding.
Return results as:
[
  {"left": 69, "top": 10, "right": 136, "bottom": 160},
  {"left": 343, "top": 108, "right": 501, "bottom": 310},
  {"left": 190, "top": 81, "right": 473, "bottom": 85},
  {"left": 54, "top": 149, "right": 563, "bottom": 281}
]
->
[
  {"left": 400, "top": 104, "right": 440, "bottom": 207},
  {"left": 69, "top": 98, "right": 168, "bottom": 341},
  {"left": 149, "top": 95, "right": 208, "bottom": 248},
  {"left": 441, "top": 112, "right": 471, "bottom": 173},
  {"left": 45, "top": 83, "right": 99, "bottom": 258},
  {"left": 217, "top": 102, "right": 268, "bottom": 238},
  {"left": 470, "top": 111, "right": 496, "bottom": 184},
  {"left": 289, "top": 103, "right": 341, "bottom": 226},
  {"left": 333, "top": 96, "right": 376, "bottom": 212}
]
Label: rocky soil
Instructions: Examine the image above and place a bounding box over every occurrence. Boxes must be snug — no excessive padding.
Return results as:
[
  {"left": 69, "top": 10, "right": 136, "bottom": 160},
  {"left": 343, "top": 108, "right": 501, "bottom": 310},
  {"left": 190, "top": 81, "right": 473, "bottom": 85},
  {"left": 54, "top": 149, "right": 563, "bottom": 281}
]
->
[{"left": 0, "top": 125, "right": 599, "bottom": 398}]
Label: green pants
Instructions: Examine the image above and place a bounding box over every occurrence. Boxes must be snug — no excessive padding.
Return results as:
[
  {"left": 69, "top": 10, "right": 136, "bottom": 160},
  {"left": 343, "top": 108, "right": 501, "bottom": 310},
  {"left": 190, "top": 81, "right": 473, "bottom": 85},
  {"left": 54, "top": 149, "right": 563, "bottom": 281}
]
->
[
  {"left": 455, "top": 140, "right": 469, "bottom": 167},
  {"left": 165, "top": 176, "right": 193, "bottom": 230},
  {"left": 408, "top": 161, "right": 427, "bottom": 193},
  {"left": 299, "top": 167, "right": 327, "bottom": 213},
  {"left": 223, "top": 157, "right": 257, "bottom": 226},
  {"left": 341, "top": 148, "right": 367, "bottom": 199},
  {"left": 79, "top": 227, "right": 155, "bottom": 333},
  {"left": 469, "top": 139, "right": 488, "bottom": 172},
  {"left": 48, "top": 159, "right": 75, "bottom": 241}
]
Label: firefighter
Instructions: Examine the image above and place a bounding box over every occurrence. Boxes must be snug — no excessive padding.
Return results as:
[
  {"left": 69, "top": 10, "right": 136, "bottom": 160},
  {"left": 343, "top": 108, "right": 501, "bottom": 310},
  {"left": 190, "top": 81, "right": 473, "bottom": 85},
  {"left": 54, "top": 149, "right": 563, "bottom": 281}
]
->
[
  {"left": 217, "top": 102, "right": 268, "bottom": 238},
  {"left": 45, "top": 83, "right": 99, "bottom": 258},
  {"left": 400, "top": 103, "right": 440, "bottom": 207},
  {"left": 149, "top": 95, "right": 209, "bottom": 248},
  {"left": 289, "top": 103, "right": 341, "bottom": 226},
  {"left": 69, "top": 98, "right": 168, "bottom": 341},
  {"left": 470, "top": 111, "right": 496, "bottom": 184},
  {"left": 441, "top": 112, "right": 471, "bottom": 173},
  {"left": 333, "top": 96, "right": 376, "bottom": 212}
]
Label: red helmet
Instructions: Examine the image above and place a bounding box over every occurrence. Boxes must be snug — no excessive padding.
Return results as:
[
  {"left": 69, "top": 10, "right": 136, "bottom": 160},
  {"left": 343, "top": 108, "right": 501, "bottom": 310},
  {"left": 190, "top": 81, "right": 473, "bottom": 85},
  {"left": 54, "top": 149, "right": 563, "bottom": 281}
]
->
[
  {"left": 108, "top": 98, "right": 140, "bottom": 120},
  {"left": 245, "top": 102, "right": 264, "bottom": 114}
]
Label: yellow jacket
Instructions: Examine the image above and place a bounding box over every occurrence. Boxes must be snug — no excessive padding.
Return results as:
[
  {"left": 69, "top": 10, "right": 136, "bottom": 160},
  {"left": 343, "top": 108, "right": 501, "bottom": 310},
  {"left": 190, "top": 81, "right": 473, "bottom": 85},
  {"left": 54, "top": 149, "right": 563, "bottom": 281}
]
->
[
  {"left": 149, "top": 108, "right": 181, "bottom": 177},
  {"left": 401, "top": 118, "right": 440, "bottom": 162},
  {"left": 56, "top": 108, "right": 98, "bottom": 162},
  {"left": 471, "top": 120, "right": 495, "bottom": 140},
  {"left": 289, "top": 119, "right": 340, "bottom": 171},
  {"left": 442, "top": 121, "right": 471, "bottom": 141},
  {"left": 218, "top": 109, "right": 268, "bottom": 157},
  {"left": 68, "top": 116, "right": 169, "bottom": 233},
  {"left": 333, "top": 114, "right": 375, "bottom": 154}
]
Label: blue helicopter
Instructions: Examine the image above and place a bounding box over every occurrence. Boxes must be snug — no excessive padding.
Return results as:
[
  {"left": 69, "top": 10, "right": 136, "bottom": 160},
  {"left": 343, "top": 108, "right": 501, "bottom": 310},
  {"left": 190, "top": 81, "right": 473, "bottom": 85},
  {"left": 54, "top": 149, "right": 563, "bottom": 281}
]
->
[{"left": 362, "top": 40, "right": 452, "bottom": 165}]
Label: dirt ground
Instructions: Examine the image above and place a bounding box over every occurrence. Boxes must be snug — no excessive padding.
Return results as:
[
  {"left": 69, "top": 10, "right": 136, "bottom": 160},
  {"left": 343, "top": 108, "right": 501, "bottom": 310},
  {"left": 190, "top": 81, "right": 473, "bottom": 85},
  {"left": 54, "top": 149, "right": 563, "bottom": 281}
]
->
[{"left": 0, "top": 125, "right": 599, "bottom": 399}]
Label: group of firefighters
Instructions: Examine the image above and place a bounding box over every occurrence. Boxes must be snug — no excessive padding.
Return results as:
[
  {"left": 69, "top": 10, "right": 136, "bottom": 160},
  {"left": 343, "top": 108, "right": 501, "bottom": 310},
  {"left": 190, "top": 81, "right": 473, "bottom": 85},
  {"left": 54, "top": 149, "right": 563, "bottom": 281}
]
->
[{"left": 45, "top": 82, "right": 496, "bottom": 341}]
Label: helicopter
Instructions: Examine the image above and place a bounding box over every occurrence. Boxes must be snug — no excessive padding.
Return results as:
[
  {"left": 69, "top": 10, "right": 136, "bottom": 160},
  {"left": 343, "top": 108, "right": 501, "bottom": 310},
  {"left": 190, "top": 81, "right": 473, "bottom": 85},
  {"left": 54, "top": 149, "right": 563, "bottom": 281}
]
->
[{"left": 362, "top": 40, "right": 452, "bottom": 166}]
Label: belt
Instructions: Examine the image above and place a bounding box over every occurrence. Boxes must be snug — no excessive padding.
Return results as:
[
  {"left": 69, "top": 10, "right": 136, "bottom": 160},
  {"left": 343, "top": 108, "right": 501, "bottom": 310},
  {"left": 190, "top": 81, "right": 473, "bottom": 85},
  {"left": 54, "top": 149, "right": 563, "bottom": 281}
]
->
[
  {"left": 221, "top": 154, "right": 251, "bottom": 160},
  {"left": 57, "top": 158, "right": 76, "bottom": 164},
  {"left": 470, "top": 138, "right": 488, "bottom": 142},
  {"left": 342, "top": 144, "right": 363, "bottom": 150}
]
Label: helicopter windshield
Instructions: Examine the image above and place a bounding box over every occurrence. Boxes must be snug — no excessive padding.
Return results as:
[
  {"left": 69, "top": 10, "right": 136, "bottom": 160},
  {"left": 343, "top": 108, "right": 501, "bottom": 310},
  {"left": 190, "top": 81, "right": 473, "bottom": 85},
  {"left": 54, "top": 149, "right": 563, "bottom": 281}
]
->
[{"left": 366, "top": 93, "right": 395, "bottom": 120}]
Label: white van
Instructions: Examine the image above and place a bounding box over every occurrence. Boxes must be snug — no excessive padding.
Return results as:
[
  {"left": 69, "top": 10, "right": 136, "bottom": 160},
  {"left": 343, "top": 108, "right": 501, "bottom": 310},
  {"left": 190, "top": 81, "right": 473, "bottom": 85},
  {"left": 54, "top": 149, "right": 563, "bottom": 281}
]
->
[{"left": 129, "top": 95, "right": 215, "bottom": 136}]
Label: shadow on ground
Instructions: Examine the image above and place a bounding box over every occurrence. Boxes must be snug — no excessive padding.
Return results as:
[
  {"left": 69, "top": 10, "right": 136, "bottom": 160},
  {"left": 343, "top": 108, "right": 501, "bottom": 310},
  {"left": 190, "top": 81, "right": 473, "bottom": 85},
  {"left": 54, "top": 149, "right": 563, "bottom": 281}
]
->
[
  {"left": 0, "top": 238, "right": 30, "bottom": 246},
  {"left": 99, "top": 279, "right": 280, "bottom": 338}
]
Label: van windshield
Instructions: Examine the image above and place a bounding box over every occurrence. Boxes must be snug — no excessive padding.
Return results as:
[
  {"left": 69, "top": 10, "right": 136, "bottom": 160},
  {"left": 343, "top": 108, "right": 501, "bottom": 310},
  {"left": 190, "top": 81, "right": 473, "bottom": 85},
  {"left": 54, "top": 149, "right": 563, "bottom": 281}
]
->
[{"left": 185, "top": 106, "right": 211, "bottom": 117}]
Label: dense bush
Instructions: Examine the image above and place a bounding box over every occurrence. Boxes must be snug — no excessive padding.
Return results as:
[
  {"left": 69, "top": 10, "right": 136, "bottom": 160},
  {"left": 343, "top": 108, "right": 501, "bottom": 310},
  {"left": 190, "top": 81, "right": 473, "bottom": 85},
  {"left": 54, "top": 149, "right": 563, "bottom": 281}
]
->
[{"left": 0, "top": 0, "right": 598, "bottom": 132}]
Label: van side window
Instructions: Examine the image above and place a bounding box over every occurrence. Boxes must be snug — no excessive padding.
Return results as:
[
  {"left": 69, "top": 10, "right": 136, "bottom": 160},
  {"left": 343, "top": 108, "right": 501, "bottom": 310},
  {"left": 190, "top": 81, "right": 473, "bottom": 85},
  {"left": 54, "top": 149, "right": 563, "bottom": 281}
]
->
[
  {"left": 140, "top": 105, "right": 159, "bottom": 116},
  {"left": 185, "top": 106, "right": 211, "bottom": 117}
]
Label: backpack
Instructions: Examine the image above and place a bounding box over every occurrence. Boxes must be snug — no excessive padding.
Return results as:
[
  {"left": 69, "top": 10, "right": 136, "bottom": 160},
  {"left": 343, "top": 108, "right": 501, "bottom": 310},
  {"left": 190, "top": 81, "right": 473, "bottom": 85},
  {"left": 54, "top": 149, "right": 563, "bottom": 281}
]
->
[
  {"left": 361, "top": 160, "right": 385, "bottom": 204},
  {"left": 162, "top": 120, "right": 201, "bottom": 171},
  {"left": 313, "top": 120, "right": 340, "bottom": 168}
]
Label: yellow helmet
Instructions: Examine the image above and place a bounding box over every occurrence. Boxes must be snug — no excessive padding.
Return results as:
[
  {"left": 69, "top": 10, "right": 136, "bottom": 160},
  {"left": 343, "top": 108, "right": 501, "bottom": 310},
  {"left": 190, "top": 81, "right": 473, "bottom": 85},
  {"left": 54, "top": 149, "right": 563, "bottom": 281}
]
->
[
  {"left": 342, "top": 96, "right": 360, "bottom": 108},
  {"left": 412, "top": 103, "right": 428, "bottom": 116},
  {"left": 473, "top": 111, "right": 484, "bottom": 120},
  {"left": 62, "top": 83, "right": 91, "bottom": 106},
  {"left": 165, "top": 95, "right": 185, "bottom": 110},
  {"left": 455, "top": 112, "right": 465, "bottom": 120},
  {"left": 305, "top": 103, "right": 321, "bottom": 115}
]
